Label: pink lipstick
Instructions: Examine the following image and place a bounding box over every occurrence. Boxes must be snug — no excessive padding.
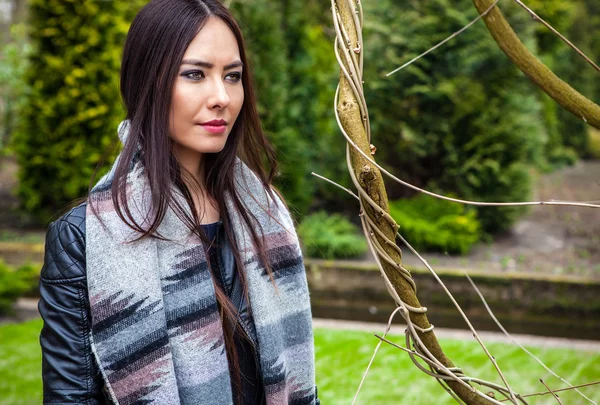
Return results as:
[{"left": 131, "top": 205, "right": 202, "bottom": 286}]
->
[{"left": 199, "top": 119, "right": 227, "bottom": 134}]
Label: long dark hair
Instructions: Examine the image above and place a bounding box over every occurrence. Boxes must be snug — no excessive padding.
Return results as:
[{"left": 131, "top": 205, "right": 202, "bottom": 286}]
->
[{"left": 95, "top": 0, "right": 279, "bottom": 400}]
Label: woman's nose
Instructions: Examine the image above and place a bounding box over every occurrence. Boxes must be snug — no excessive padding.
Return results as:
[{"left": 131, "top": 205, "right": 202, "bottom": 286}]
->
[{"left": 208, "top": 79, "right": 230, "bottom": 110}]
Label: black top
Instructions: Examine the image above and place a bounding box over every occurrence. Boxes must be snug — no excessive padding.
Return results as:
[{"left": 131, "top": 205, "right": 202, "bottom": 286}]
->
[{"left": 200, "top": 222, "right": 264, "bottom": 405}]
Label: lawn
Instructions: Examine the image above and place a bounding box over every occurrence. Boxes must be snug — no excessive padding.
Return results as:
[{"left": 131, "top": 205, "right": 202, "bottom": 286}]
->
[
  {"left": 1, "top": 318, "right": 599, "bottom": 405},
  {"left": 316, "top": 328, "right": 600, "bottom": 404},
  {"left": 0, "top": 319, "right": 43, "bottom": 405}
]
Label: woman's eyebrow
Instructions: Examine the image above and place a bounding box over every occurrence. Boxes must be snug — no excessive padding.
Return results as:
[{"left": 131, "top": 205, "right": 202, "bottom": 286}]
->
[{"left": 181, "top": 59, "right": 244, "bottom": 70}]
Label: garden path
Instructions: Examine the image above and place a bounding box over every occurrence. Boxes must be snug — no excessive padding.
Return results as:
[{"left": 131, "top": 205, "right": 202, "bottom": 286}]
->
[
  {"left": 368, "top": 161, "right": 600, "bottom": 280},
  {"left": 313, "top": 318, "right": 600, "bottom": 352}
]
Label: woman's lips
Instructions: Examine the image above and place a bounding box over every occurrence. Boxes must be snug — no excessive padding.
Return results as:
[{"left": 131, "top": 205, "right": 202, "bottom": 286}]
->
[{"left": 200, "top": 124, "right": 227, "bottom": 134}]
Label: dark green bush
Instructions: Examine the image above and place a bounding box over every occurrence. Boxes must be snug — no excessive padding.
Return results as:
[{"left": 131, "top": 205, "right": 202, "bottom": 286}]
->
[
  {"left": 13, "top": 0, "right": 146, "bottom": 223},
  {"left": 389, "top": 195, "right": 481, "bottom": 255},
  {"left": 362, "top": 0, "right": 546, "bottom": 234},
  {"left": 230, "top": 1, "right": 344, "bottom": 216},
  {"left": 0, "top": 261, "right": 39, "bottom": 315},
  {"left": 548, "top": 2, "right": 596, "bottom": 159},
  {"left": 298, "top": 211, "right": 368, "bottom": 259}
]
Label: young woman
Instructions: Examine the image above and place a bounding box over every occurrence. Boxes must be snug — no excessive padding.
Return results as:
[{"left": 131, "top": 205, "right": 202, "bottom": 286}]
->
[{"left": 38, "top": 1, "right": 319, "bottom": 404}]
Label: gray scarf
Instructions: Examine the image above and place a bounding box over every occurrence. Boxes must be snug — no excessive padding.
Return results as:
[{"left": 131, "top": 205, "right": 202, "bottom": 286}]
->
[{"left": 85, "top": 121, "right": 317, "bottom": 404}]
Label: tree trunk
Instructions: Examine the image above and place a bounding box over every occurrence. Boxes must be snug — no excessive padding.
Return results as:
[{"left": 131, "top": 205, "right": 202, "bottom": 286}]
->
[{"left": 335, "top": 1, "right": 494, "bottom": 404}]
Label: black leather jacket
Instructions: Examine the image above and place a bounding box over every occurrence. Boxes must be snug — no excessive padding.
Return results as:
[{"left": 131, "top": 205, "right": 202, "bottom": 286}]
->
[{"left": 39, "top": 202, "right": 266, "bottom": 404}]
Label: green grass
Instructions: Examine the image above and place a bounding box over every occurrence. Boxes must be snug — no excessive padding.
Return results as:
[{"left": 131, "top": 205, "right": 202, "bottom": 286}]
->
[
  {"left": 1, "top": 319, "right": 599, "bottom": 405},
  {"left": 314, "top": 328, "right": 600, "bottom": 405},
  {"left": 0, "top": 318, "right": 43, "bottom": 405},
  {"left": 0, "top": 230, "right": 44, "bottom": 244}
]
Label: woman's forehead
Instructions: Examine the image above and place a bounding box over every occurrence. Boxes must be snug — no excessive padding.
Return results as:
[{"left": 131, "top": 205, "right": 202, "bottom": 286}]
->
[{"left": 182, "top": 17, "right": 240, "bottom": 65}]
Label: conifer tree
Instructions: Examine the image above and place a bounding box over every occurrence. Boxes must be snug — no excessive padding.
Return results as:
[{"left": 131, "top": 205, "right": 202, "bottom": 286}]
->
[{"left": 14, "top": 0, "right": 145, "bottom": 222}]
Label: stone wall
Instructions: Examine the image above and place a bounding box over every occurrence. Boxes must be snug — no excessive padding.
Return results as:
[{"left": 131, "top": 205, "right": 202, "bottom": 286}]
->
[
  {"left": 3, "top": 242, "right": 598, "bottom": 339},
  {"left": 306, "top": 259, "right": 600, "bottom": 340}
]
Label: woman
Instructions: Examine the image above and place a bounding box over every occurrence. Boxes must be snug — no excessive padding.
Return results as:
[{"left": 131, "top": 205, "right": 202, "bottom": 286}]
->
[{"left": 38, "top": 1, "right": 319, "bottom": 404}]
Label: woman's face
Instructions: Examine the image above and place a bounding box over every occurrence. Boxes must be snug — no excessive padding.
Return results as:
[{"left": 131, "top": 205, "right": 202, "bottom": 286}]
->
[{"left": 169, "top": 17, "right": 244, "bottom": 172}]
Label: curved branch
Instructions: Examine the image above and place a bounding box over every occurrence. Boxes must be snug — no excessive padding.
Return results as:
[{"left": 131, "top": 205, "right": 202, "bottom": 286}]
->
[
  {"left": 333, "top": 1, "right": 497, "bottom": 404},
  {"left": 513, "top": 0, "right": 600, "bottom": 73},
  {"left": 472, "top": 0, "right": 600, "bottom": 130}
]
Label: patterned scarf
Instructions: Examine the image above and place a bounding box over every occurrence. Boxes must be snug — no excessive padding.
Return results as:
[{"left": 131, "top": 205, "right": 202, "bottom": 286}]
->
[{"left": 86, "top": 121, "right": 317, "bottom": 404}]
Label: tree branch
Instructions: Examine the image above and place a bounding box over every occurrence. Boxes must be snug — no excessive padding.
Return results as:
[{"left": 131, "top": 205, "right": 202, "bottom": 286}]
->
[
  {"left": 333, "top": 1, "right": 496, "bottom": 403},
  {"left": 512, "top": 0, "right": 600, "bottom": 73},
  {"left": 472, "top": 0, "right": 600, "bottom": 130}
]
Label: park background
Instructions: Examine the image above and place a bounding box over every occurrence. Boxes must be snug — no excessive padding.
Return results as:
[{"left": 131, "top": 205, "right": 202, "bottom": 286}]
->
[{"left": 0, "top": 0, "right": 599, "bottom": 404}]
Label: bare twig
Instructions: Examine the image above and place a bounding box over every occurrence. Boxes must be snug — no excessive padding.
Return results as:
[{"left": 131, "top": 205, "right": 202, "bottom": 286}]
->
[
  {"left": 513, "top": 0, "right": 600, "bottom": 73},
  {"left": 351, "top": 307, "right": 404, "bottom": 405},
  {"left": 539, "top": 379, "right": 564, "bottom": 405},
  {"left": 386, "top": 0, "right": 501, "bottom": 77},
  {"left": 334, "top": 86, "right": 600, "bottom": 210},
  {"left": 314, "top": 162, "right": 600, "bottom": 404},
  {"left": 311, "top": 172, "right": 359, "bottom": 199},
  {"left": 314, "top": 168, "right": 600, "bottom": 405},
  {"left": 465, "top": 273, "right": 598, "bottom": 405},
  {"left": 313, "top": 168, "right": 523, "bottom": 404},
  {"left": 394, "top": 231, "right": 521, "bottom": 404},
  {"left": 386, "top": 0, "right": 600, "bottom": 76},
  {"left": 472, "top": 0, "right": 600, "bottom": 129},
  {"left": 499, "top": 381, "right": 600, "bottom": 402}
]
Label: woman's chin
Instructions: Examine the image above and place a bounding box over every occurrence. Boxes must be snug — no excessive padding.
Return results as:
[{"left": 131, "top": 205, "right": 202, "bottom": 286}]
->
[
  {"left": 201, "top": 141, "right": 228, "bottom": 154},
  {"left": 171, "top": 138, "right": 229, "bottom": 160}
]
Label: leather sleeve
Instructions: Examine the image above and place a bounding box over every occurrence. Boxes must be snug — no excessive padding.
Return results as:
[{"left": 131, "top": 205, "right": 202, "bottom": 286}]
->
[{"left": 38, "top": 204, "right": 106, "bottom": 404}]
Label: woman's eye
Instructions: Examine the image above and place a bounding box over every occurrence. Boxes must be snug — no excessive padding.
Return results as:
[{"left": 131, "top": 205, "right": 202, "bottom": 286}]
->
[
  {"left": 226, "top": 72, "right": 242, "bottom": 83},
  {"left": 182, "top": 70, "right": 204, "bottom": 80}
]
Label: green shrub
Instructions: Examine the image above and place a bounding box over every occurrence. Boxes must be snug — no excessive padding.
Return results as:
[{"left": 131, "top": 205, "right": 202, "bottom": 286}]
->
[
  {"left": 389, "top": 194, "right": 481, "bottom": 255},
  {"left": 549, "top": 2, "right": 596, "bottom": 158},
  {"left": 13, "top": 0, "right": 146, "bottom": 223},
  {"left": 229, "top": 1, "right": 344, "bottom": 216},
  {"left": 588, "top": 128, "right": 600, "bottom": 160},
  {"left": 362, "top": 0, "right": 546, "bottom": 235},
  {"left": 298, "top": 211, "right": 368, "bottom": 259},
  {"left": 0, "top": 24, "right": 30, "bottom": 155},
  {"left": 0, "top": 261, "right": 39, "bottom": 315},
  {"left": 230, "top": 2, "right": 310, "bottom": 215}
]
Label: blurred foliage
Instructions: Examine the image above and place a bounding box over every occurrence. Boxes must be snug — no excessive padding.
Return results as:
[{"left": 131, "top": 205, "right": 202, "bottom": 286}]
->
[
  {"left": 389, "top": 195, "right": 481, "bottom": 255},
  {"left": 229, "top": 0, "right": 345, "bottom": 216},
  {"left": 534, "top": 0, "right": 598, "bottom": 160},
  {"left": 585, "top": 0, "right": 600, "bottom": 104},
  {"left": 0, "top": 24, "right": 30, "bottom": 155},
  {"left": 526, "top": 0, "right": 576, "bottom": 53},
  {"left": 230, "top": 1, "right": 312, "bottom": 215},
  {"left": 298, "top": 211, "right": 367, "bottom": 259},
  {"left": 0, "top": 260, "right": 38, "bottom": 315},
  {"left": 7, "top": 0, "right": 600, "bottom": 247},
  {"left": 12, "top": 0, "right": 146, "bottom": 223},
  {"left": 0, "top": 229, "right": 44, "bottom": 243},
  {"left": 589, "top": 128, "right": 600, "bottom": 159},
  {"left": 363, "top": 0, "right": 549, "bottom": 234}
]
